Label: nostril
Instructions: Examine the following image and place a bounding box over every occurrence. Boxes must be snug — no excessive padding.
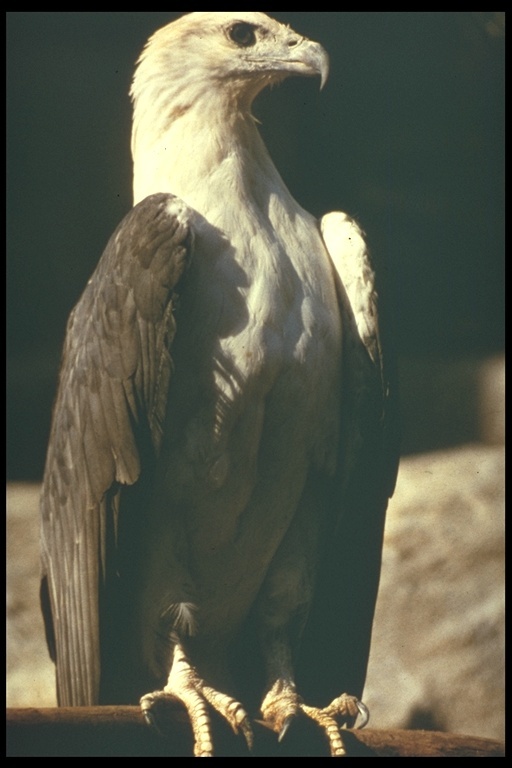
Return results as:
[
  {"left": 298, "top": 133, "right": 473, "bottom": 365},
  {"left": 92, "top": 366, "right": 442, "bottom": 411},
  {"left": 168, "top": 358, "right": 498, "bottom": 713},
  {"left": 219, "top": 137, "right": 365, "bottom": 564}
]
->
[{"left": 287, "top": 38, "right": 300, "bottom": 47}]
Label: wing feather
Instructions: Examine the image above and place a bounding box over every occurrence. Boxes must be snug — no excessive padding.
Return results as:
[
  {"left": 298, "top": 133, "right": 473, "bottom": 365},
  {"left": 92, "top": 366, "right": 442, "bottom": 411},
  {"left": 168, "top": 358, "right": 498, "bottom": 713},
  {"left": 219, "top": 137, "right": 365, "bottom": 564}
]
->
[
  {"left": 320, "top": 211, "right": 399, "bottom": 501},
  {"left": 297, "top": 211, "right": 400, "bottom": 705},
  {"left": 40, "top": 193, "right": 193, "bottom": 705}
]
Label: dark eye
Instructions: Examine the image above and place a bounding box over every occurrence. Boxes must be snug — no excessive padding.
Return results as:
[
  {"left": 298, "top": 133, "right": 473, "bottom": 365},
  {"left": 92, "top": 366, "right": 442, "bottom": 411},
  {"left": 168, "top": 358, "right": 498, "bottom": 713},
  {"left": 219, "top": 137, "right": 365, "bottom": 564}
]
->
[{"left": 229, "top": 22, "right": 257, "bottom": 47}]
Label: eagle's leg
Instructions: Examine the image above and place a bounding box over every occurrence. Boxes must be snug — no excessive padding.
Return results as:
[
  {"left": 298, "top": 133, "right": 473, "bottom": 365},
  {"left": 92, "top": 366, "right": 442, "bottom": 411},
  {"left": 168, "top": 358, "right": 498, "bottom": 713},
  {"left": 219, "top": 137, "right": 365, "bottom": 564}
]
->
[
  {"left": 256, "top": 483, "right": 368, "bottom": 757},
  {"left": 140, "top": 642, "right": 253, "bottom": 757}
]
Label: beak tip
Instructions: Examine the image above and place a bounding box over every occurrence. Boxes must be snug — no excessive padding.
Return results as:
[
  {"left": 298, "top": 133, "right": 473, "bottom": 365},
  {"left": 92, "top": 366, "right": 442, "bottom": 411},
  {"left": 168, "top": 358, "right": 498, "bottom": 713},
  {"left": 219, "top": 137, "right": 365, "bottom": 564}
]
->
[{"left": 318, "top": 48, "right": 330, "bottom": 90}]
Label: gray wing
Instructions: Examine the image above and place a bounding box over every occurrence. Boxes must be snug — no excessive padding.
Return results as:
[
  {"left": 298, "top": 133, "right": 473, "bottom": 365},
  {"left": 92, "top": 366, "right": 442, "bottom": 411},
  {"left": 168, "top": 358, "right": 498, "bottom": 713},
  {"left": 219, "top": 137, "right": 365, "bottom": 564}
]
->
[
  {"left": 40, "top": 193, "right": 193, "bottom": 705},
  {"left": 297, "top": 211, "right": 400, "bottom": 705}
]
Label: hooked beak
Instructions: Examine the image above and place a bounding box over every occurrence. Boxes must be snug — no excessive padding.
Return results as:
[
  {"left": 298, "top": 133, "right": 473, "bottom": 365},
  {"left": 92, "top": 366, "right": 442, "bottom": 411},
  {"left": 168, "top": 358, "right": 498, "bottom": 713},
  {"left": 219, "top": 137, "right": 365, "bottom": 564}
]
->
[
  {"left": 292, "top": 39, "right": 329, "bottom": 89},
  {"left": 247, "top": 38, "right": 329, "bottom": 92}
]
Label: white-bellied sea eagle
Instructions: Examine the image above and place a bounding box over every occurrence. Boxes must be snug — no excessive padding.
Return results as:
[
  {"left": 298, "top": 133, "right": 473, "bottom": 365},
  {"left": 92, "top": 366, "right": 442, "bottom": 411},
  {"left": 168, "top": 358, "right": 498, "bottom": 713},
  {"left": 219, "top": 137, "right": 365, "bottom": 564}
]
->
[{"left": 40, "top": 11, "right": 399, "bottom": 757}]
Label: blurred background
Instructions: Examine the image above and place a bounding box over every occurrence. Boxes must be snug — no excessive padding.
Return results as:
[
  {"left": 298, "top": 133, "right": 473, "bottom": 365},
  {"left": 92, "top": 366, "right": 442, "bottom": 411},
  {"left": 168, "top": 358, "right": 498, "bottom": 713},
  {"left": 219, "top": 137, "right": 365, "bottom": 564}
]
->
[{"left": 6, "top": 12, "right": 504, "bottom": 743}]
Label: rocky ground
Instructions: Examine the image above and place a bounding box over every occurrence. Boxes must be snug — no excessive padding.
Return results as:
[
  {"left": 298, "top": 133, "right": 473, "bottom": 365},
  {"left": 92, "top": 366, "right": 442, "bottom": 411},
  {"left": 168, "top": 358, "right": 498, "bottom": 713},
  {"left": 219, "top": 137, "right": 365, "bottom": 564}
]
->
[
  {"left": 363, "top": 443, "right": 504, "bottom": 742},
  {"left": 6, "top": 483, "right": 56, "bottom": 707},
  {"left": 6, "top": 440, "right": 504, "bottom": 742}
]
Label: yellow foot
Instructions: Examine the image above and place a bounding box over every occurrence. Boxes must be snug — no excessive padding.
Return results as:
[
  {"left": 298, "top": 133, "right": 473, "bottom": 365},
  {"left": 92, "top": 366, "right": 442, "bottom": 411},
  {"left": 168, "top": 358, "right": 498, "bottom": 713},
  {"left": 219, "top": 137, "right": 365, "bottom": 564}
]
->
[
  {"left": 261, "top": 682, "right": 369, "bottom": 757},
  {"left": 141, "top": 647, "right": 253, "bottom": 757}
]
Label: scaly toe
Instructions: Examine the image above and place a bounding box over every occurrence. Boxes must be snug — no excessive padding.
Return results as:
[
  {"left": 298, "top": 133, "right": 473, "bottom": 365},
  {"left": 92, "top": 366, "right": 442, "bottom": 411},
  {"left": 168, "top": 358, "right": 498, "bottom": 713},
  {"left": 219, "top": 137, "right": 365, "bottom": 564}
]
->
[
  {"left": 323, "top": 693, "right": 369, "bottom": 729},
  {"left": 202, "top": 685, "right": 253, "bottom": 751},
  {"left": 300, "top": 702, "right": 348, "bottom": 757}
]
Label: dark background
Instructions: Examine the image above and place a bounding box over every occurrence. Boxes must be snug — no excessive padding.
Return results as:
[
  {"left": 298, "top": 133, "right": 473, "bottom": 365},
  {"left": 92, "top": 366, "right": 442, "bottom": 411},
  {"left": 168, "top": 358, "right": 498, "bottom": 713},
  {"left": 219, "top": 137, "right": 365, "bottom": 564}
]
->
[{"left": 6, "top": 12, "right": 504, "bottom": 480}]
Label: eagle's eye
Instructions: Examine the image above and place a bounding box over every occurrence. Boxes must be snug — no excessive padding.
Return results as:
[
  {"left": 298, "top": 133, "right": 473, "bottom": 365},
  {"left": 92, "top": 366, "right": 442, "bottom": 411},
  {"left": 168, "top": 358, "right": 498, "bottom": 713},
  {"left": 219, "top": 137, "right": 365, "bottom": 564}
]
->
[{"left": 229, "top": 22, "right": 257, "bottom": 48}]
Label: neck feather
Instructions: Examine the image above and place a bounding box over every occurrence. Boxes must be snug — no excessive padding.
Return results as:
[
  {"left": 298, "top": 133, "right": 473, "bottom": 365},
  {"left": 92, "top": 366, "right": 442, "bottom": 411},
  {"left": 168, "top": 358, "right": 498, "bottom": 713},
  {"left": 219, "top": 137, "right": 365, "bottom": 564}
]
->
[{"left": 131, "top": 77, "right": 287, "bottom": 216}]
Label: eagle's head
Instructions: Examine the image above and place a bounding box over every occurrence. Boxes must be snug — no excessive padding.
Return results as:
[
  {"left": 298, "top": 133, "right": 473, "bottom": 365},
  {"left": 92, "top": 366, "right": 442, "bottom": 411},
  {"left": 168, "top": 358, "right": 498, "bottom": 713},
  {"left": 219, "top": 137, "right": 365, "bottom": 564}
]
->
[
  {"left": 130, "top": 13, "right": 328, "bottom": 205},
  {"left": 131, "top": 12, "right": 328, "bottom": 112}
]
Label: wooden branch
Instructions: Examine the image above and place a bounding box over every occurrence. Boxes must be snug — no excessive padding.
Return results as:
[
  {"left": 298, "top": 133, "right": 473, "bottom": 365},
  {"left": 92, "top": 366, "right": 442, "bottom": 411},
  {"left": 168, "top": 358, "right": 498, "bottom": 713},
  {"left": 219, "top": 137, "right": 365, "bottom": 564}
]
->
[{"left": 6, "top": 706, "right": 505, "bottom": 757}]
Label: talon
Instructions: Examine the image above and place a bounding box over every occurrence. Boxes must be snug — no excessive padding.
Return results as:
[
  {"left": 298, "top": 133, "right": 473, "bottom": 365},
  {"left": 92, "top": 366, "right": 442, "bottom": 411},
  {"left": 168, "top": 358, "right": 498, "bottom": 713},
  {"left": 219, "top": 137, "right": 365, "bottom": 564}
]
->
[
  {"left": 142, "top": 710, "right": 156, "bottom": 729},
  {"left": 239, "top": 718, "right": 254, "bottom": 751},
  {"left": 278, "top": 714, "right": 295, "bottom": 742},
  {"left": 140, "top": 693, "right": 166, "bottom": 736},
  {"left": 355, "top": 700, "right": 369, "bottom": 729}
]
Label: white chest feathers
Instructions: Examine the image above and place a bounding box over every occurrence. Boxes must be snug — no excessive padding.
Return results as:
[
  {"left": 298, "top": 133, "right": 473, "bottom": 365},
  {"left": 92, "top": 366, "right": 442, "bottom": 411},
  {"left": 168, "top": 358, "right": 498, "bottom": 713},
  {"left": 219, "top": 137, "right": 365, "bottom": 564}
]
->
[{"left": 165, "top": 203, "right": 342, "bottom": 496}]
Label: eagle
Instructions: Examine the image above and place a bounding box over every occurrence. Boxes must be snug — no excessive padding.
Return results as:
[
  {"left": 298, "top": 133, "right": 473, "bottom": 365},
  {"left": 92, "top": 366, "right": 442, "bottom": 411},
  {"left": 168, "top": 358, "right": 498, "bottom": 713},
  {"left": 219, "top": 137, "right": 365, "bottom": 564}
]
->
[{"left": 40, "top": 12, "right": 399, "bottom": 757}]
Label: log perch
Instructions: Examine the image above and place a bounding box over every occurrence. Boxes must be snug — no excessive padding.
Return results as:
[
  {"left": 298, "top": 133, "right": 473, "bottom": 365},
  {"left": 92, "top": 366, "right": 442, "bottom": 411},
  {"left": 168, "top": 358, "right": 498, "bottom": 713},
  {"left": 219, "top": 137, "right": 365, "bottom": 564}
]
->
[{"left": 6, "top": 706, "right": 505, "bottom": 756}]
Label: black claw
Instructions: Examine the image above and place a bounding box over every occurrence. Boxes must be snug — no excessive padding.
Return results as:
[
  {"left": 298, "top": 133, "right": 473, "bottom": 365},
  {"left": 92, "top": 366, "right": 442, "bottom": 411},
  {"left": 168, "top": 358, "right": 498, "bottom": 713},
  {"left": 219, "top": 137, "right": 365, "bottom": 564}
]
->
[
  {"left": 240, "top": 719, "right": 254, "bottom": 752},
  {"left": 355, "top": 700, "right": 370, "bottom": 729},
  {"left": 142, "top": 709, "right": 162, "bottom": 734},
  {"left": 141, "top": 697, "right": 166, "bottom": 737},
  {"left": 278, "top": 714, "right": 296, "bottom": 743}
]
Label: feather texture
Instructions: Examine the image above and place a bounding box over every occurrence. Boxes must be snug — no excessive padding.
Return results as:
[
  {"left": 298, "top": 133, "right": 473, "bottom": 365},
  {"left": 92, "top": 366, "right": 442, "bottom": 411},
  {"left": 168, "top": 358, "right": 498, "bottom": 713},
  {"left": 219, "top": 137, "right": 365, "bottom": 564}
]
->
[{"left": 40, "top": 14, "right": 399, "bottom": 729}]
